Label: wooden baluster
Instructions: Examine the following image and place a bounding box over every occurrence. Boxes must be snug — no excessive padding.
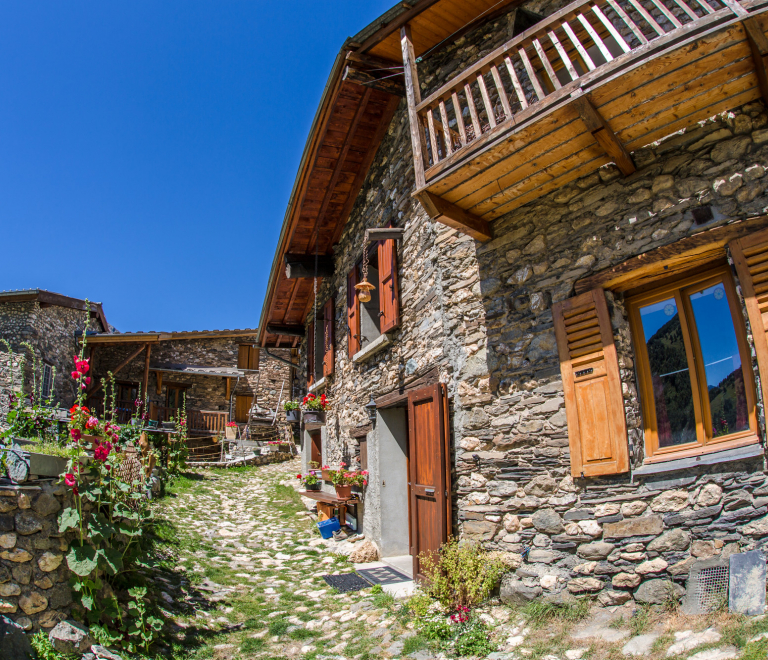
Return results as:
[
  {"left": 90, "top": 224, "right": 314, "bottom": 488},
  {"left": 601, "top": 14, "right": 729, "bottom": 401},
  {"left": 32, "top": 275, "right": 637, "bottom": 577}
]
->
[
  {"left": 451, "top": 91, "right": 467, "bottom": 146},
  {"left": 591, "top": 5, "right": 632, "bottom": 52},
  {"left": 563, "top": 21, "right": 598, "bottom": 69},
  {"left": 604, "top": 0, "right": 649, "bottom": 43},
  {"left": 426, "top": 107, "right": 440, "bottom": 163},
  {"left": 670, "top": 0, "right": 700, "bottom": 21},
  {"left": 645, "top": 0, "right": 683, "bottom": 28},
  {"left": 476, "top": 71, "right": 497, "bottom": 128},
  {"left": 548, "top": 28, "right": 580, "bottom": 80},
  {"left": 577, "top": 12, "right": 616, "bottom": 61},
  {"left": 692, "top": 0, "right": 716, "bottom": 14},
  {"left": 504, "top": 55, "right": 529, "bottom": 109},
  {"left": 533, "top": 38, "right": 562, "bottom": 90},
  {"left": 625, "top": 0, "right": 666, "bottom": 34},
  {"left": 439, "top": 100, "right": 453, "bottom": 156},
  {"left": 464, "top": 82, "right": 483, "bottom": 139},
  {"left": 518, "top": 46, "right": 547, "bottom": 101},
  {"left": 490, "top": 64, "right": 513, "bottom": 121}
]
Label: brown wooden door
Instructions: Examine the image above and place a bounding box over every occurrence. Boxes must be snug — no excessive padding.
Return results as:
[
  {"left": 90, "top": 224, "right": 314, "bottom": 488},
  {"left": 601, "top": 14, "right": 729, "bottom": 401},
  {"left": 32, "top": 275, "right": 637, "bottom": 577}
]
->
[
  {"left": 235, "top": 394, "right": 251, "bottom": 423},
  {"left": 310, "top": 431, "right": 322, "bottom": 467},
  {"left": 407, "top": 383, "right": 450, "bottom": 580}
]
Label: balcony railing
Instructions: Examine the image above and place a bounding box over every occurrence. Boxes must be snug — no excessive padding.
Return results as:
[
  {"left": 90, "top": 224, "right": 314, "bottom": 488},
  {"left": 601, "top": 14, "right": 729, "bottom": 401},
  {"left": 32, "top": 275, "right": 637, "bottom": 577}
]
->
[
  {"left": 413, "top": 0, "right": 755, "bottom": 179},
  {"left": 148, "top": 404, "right": 228, "bottom": 434}
]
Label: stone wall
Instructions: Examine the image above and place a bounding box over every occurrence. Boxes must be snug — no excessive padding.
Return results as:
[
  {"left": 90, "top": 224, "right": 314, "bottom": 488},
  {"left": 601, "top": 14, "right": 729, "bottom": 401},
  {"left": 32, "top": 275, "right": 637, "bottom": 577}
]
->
[
  {"left": 290, "top": 0, "right": 768, "bottom": 604},
  {"left": 0, "top": 481, "right": 73, "bottom": 631},
  {"left": 0, "top": 301, "right": 102, "bottom": 422}
]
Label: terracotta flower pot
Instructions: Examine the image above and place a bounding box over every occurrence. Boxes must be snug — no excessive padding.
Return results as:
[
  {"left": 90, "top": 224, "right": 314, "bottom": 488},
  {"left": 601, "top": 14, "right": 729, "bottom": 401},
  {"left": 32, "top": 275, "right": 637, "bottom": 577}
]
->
[
  {"left": 335, "top": 484, "right": 352, "bottom": 500},
  {"left": 81, "top": 434, "right": 101, "bottom": 449}
]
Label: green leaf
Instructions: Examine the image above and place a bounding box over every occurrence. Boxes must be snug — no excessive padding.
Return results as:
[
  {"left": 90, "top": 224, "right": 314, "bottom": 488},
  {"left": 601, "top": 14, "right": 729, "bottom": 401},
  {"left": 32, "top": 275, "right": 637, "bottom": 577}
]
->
[
  {"left": 148, "top": 616, "right": 163, "bottom": 631},
  {"left": 85, "top": 513, "right": 115, "bottom": 542},
  {"left": 66, "top": 543, "right": 98, "bottom": 577},
  {"left": 58, "top": 507, "right": 80, "bottom": 533},
  {"left": 100, "top": 547, "right": 123, "bottom": 576},
  {"left": 80, "top": 593, "right": 95, "bottom": 610}
]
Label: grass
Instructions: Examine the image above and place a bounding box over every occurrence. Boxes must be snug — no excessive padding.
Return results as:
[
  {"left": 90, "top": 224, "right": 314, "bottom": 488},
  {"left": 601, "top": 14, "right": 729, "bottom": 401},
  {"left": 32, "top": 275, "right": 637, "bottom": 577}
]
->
[
  {"left": 522, "top": 598, "right": 592, "bottom": 628},
  {"left": 403, "top": 634, "right": 429, "bottom": 654}
]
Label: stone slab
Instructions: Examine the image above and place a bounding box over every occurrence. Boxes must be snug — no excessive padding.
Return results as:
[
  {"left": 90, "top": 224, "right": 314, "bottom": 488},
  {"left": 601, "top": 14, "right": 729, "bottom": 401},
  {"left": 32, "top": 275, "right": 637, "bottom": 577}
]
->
[{"left": 729, "top": 550, "right": 766, "bottom": 615}]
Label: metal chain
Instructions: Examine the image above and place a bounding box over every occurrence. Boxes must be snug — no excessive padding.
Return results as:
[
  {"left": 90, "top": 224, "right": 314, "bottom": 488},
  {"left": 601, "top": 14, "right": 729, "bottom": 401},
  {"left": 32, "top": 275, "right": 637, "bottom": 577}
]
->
[{"left": 361, "top": 242, "right": 369, "bottom": 283}]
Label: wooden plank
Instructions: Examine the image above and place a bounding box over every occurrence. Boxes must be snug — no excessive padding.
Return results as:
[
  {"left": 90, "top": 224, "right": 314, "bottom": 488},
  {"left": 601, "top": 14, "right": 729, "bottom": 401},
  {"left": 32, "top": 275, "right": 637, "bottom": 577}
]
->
[
  {"left": 490, "top": 64, "right": 513, "bottom": 119},
  {"left": 464, "top": 82, "right": 483, "bottom": 139},
  {"left": 605, "top": 0, "right": 649, "bottom": 44},
  {"left": 452, "top": 91, "right": 467, "bottom": 145},
  {"left": 576, "top": 216, "right": 768, "bottom": 294},
  {"left": 365, "top": 227, "right": 405, "bottom": 241},
  {"left": 549, "top": 29, "right": 580, "bottom": 81},
  {"left": 743, "top": 16, "right": 768, "bottom": 104},
  {"left": 533, "top": 38, "right": 562, "bottom": 89},
  {"left": 266, "top": 324, "right": 305, "bottom": 338},
  {"left": 342, "top": 65, "right": 405, "bottom": 97},
  {"left": 592, "top": 4, "right": 631, "bottom": 52},
  {"left": 504, "top": 55, "right": 529, "bottom": 108},
  {"left": 477, "top": 72, "right": 498, "bottom": 128},
  {"left": 375, "top": 366, "right": 439, "bottom": 408},
  {"left": 573, "top": 95, "right": 635, "bottom": 175},
  {"left": 563, "top": 21, "right": 598, "bottom": 69},
  {"left": 86, "top": 343, "right": 149, "bottom": 400},
  {"left": 416, "top": 190, "right": 492, "bottom": 241},
  {"left": 284, "top": 253, "right": 335, "bottom": 279},
  {"left": 401, "top": 24, "right": 427, "bottom": 189},
  {"left": 439, "top": 100, "right": 453, "bottom": 156}
]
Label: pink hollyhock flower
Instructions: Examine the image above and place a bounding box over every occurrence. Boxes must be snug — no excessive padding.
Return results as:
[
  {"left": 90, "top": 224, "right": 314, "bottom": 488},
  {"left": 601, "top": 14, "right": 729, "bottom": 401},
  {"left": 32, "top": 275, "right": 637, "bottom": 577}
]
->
[
  {"left": 81, "top": 383, "right": 87, "bottom": 390},
  {"left": 86, "top": 417, "right": 98, "bottom": 430},
  {"left": 64, "top": 473, "right": 76, "bottom": 487},
  {"left": 70, "top": 429, "right": 81, "bottom": 441},
  {"left": 76, "top": 359, "right": 89, "bottom": 374},
  {"left": 71, "top": 371, "right": 80, "bottom": 380},
  {"left": 94, "top": 444, "right": 109, "bottom": 461},
  {"left": 84, "top": 377, "right": 91, "bottom": 385}
]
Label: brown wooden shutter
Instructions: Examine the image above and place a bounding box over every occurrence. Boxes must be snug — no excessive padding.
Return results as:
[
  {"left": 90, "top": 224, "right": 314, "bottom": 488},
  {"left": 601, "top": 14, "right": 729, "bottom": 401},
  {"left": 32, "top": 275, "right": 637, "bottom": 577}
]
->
[
  {"left": 379, "top": 238, "right": 400, "bottom": 333},
  {"left": 249, "top": 347, "right": 259, "bottom": 370},
  {"left": 235, "top": 394, "right": 251, "bottom": 423},
  {"left": 347, "top": 268, "right": 361, "bottom": 358},
  {"left": 323, "top": 298, "right": 334, "bottom": 377},
  {"left": 553, "top": 288, "right": 629, "bottom": 477},
  {"left": 730, "top": 227, "right": 768, "bottom": 410},
  {"left": 307, "top": 321, "right": 315, "bottom": 387},
  {"left": 237, "top": 345, "right": 250, "bottom": 369},
  {"left": 310, "top": 431, "right": 322, "bottom": 466}
]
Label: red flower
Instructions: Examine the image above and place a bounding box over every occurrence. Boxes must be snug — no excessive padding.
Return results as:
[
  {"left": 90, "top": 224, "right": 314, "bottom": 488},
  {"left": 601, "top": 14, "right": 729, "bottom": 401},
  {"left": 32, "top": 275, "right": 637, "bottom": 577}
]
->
[
  {"left": 70, "top": 429, "right": 81, "bottom": 441},
  {"left": 296, "top": 474, "right": 302, "bottom": 479},
  {"left": 73, "top": 486, "right": 78, "bottom": 496},
  {"left": 84, "top": 376, "right": 91, "bottom": 385},
  {"left": 71, "top": 370, "right": 80, "bottom": 380},
  {"left": 94, "top": 443, "right": 110, "bottom": 461},
  {"left": 74, "top": 357, "right": 89, "bottom": 374},
  {"left": 64, "top": 473, "right": 76, "bottom": 487}
]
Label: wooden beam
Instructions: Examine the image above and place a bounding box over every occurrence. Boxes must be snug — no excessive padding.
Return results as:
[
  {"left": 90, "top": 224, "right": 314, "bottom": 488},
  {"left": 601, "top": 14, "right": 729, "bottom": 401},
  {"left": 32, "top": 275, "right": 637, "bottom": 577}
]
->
[
  {"left": 263, "top": 349, "right": 299, "bottom": 368},
  {"left": 358, "top": 0, "right": 443, "bottom": 54},
  {"left": 401, "top": 24, "right": 427, "bottom": 190},
  {"left": 744, "top": 17, "right": 768, "bottom": 104},
  {"left": 86, "top": 343, "right": 148, "bottom": 400},
  {"left": 416, "top": 191, "right": 493, "bottom": 242},
  {"left": 343, "top": 65, "right": 405, "bottom": 97},
  {"left": 225, "top": 377, "right": 231, "bottom": 400},
  {"left": 266, "top": 324, "right": 305, "bottom": 338},
  {"left": 156, "top": 371, "right": 162, "bottom": 394},
  {"left": 284, "top": 253, "right": 335, "bottom": 279},
  {"left": 365, "top": 227, "right": 405, "bottom": 242},
  {"left": 142, "top": 344, "right": 152, "bottom": 404},
  {"left": 573, "top": 95, "right": 635, "bottom": 176},
  {"left": 575, "top": 214, "right": 768, "bottom": 295}
]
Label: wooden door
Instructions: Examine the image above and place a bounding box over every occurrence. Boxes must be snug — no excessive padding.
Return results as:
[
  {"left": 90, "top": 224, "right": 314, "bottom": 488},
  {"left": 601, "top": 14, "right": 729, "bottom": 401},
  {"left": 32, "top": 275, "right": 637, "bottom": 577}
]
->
[
  {"left": 235, "top": 395, "right": 251, "bottom": 423},
  {"left": 407, "top": 383, "right": 450, "bottom": 580},
  {"left": 310, "top": 431, "right": 322, "bottom": 467}
]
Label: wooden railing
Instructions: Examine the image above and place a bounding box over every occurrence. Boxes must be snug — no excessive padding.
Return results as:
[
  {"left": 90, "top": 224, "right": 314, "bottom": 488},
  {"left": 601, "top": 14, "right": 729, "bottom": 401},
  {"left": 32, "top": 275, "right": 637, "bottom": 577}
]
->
[
  {"left": 148, "top": 404, "right": 228, "bottom": 434},
  {"left": 413, "top": 0, "right": 749, "bottom": 176},
  {"left": 90, "top": 399, "right": 136, "bottom": 424}
]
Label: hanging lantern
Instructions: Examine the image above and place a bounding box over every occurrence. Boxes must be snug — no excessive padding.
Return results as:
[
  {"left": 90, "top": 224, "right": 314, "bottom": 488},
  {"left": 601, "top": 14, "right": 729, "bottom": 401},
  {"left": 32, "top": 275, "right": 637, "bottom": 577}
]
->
[{"left": 355, "top": 240, "right": 375, "bottom": 303}]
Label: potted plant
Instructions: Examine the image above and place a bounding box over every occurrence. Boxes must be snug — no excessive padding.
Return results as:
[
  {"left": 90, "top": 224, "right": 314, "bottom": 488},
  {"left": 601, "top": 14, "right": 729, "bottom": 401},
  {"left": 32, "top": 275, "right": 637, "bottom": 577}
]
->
[
  {"left": 328, "top": 462, "right": 355, "bottom": 500},
  {"left": 225, "top": 421, "right": 238, "bottom": 440},
  {"left": 297, "top": 472, "right": 321, "bottom": 491},
  {"left": 283, "top": 400, "right": 301, "bottom": 423},
  {"left": 302, "top": 393, "right": 327, "bottom": 429},
  {"left": 308, "top": 460, "right": 321, "bottom": 477},
  {"left": 348, "top": 470, "right": 369, "bottom": 496}
]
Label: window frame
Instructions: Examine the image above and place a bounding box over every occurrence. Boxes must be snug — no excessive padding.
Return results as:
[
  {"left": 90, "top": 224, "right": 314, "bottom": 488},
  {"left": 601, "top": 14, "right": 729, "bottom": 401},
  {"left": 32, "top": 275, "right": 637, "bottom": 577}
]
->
[
  {"left": 41, "top": 362, "right": 53, "bottom": 400},
  {"left": 627, "top": 265, "right": 759, "bottom": 463}
]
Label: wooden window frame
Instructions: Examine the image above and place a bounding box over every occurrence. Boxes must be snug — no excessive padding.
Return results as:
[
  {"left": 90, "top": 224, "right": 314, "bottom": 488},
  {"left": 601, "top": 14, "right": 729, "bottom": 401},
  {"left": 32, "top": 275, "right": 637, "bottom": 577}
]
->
[{"left": 627, "top": 265, "right": 759, "bottom": 464}]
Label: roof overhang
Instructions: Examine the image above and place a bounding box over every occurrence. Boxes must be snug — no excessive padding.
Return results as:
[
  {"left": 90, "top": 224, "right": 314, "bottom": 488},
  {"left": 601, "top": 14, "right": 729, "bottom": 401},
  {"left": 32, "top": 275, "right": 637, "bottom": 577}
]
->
[
  {"left": 0, "top": 289, "right": 109, "bottom": 333},
  {"left": 83, "top": 329, "right": 259, "bottom": 344}
]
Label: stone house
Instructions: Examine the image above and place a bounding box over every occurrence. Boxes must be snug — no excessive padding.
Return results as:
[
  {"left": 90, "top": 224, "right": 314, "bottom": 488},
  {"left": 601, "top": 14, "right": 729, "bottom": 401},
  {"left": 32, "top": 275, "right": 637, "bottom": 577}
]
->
[
  {"left": 258, "top": 0, "right": 768, "bottom": 602},
  {"left": 83, "top": 329, "right": 295, "bottom": 444},
  {"left": 0, "top": 290, "right": 109, "bottom": 419}
]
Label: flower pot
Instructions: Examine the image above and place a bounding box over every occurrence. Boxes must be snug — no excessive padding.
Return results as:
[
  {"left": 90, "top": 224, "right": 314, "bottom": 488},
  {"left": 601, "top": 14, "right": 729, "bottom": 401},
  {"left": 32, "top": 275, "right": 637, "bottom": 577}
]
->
[
  {"left": 225, "top": 427, "right": 237, "bottom": 440},
  {"left": 305, "top": 482, "right": 321, "bottom": 491},
  {"left": 303, "top": 410, "right": 325, "bottom": 430},
  {"left": 162, "top": 421, "right": 176, "bottom": 431},
  {"left": 285, "top": 409, "right": 300, "bottom": 423},
  {"left": 321, "top": 469, "right": 332, "bottom": 481},
  {"left": 81, "top": 434, "right": 100, "bottom": 449},
  {"left": 335, "top": 484, "right": 352, "bottom": 500}
]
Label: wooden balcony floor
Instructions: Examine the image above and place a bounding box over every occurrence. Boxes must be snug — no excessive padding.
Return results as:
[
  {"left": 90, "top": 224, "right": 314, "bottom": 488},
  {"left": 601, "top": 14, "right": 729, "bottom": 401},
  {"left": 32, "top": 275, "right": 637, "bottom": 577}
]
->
[{"left": 418, "top": 1, "right": 768, "bottom": 224}]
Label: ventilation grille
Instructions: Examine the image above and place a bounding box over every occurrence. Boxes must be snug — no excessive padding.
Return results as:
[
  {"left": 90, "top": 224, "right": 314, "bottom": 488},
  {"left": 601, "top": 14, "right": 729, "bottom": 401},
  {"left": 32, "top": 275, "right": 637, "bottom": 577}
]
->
[
  {"left": 563, "top": 301, "right": 601, "bottom": 359},
  {"left": 689, "top": 565, "right": 729, "bottom": 613}
]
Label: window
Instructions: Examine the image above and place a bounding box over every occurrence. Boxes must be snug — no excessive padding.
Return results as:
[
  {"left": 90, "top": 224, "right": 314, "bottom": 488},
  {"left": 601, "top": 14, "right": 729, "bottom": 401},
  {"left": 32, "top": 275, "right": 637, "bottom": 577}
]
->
[
  {"left": 166, "top": 385, "right": 187, "bottom": 411},
  {"left": 628, "top": 266, "right": 758, "bottom": 462},
  {"left": 238, "top": 345, "right": 259, "bottom": 370},
  {"left": 346, "top": 237, "right": 399, "bottom": 359},
  {"left": 41, "top": 363, "right": 53, "bottom": 401}
]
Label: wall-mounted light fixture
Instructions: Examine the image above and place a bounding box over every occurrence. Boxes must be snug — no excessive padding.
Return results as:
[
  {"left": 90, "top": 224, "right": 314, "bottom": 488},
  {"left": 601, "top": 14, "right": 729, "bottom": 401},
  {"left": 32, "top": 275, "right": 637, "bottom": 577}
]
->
[{"left": 365, "top": 393, "right": 377, "bottom": 424}]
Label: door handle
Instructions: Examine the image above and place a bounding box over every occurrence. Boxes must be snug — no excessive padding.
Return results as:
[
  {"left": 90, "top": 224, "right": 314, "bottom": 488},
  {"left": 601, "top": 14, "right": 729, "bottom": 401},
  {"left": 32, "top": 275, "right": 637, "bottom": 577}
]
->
[{"left": 425, "top": 488, "right": 435, "bottom": 495}]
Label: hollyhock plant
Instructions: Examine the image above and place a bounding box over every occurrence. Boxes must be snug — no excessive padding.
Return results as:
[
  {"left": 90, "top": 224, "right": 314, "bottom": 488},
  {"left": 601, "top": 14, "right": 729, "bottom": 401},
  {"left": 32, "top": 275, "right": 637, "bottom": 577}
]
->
[{"left": 64, "top": 473, "right": 76, "bottom": 487}]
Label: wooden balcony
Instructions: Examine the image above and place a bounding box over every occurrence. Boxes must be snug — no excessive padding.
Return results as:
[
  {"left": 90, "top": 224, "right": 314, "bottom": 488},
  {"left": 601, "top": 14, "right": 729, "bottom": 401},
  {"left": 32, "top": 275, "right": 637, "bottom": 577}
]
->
[
  {"left": 148, "top": 404, "right": 229, "bottom": 435},
  {"left": 402, "top": 0, "right": 768, "bottom": 241}
]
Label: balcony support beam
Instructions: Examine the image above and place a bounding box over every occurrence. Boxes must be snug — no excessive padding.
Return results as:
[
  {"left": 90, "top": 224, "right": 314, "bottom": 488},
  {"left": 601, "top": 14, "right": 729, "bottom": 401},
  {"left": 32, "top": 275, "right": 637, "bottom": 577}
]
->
[
  {"left": 401, "top": 25, "right": 428, "bottom": 189},
  {"left": 744, "top": 17, "right": 768, "bottom": 105},
  {"left": 573, "top": 96, "right": 635, "bottom": 176},
  {"left": 416, "top": 191, "right": 492, "bottom": 243}
]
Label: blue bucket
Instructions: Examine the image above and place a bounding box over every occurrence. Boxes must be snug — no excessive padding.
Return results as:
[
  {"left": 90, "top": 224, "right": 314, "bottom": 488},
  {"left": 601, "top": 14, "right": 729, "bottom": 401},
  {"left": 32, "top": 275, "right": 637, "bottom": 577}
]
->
[{"left": 317, "top": 517, "right": 341, "bottom": 539}]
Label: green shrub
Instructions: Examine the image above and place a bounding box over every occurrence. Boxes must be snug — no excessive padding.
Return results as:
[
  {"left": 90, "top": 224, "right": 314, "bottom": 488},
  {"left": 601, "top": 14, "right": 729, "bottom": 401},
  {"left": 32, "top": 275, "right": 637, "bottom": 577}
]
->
[
  {"left": 452, "top": 617, "right": 498, "bottom": 657},
  {"left": 30, "top": 631, "right": 72, "bottom": 660},
  {"left": 419, "top": 537, "right": 506, "bottom": 610}
]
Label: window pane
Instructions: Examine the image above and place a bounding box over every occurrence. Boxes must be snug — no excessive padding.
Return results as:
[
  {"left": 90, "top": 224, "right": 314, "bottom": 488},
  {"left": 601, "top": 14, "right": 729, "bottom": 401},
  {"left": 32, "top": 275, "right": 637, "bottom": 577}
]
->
[
  {"left": 688, "top": 283, "right": 749, "bottom": 438},
  {"left": 639, "top": 298, "right": 697, "bottom": 447}
]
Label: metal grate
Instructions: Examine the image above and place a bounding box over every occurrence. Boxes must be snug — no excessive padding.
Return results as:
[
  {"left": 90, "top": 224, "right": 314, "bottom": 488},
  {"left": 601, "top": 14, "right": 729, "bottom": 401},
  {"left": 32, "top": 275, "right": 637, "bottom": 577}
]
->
[{"left": 690, "top": 565, "right": 729, "bottom": 613}]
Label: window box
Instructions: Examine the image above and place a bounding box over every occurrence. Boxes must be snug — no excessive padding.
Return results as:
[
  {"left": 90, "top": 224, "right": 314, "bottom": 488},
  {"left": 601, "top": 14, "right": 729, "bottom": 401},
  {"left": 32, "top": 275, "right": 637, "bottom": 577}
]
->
[
  {"left": 303, "top": 411, "right": 326, "bottom": 430},
  {"left": 285, "top": 409, "right": 300, "bottom": 423}
]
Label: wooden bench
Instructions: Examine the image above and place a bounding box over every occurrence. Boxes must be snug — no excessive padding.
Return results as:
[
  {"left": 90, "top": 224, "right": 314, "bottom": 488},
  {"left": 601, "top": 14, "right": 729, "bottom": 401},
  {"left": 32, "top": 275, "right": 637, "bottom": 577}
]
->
[{"left": 299, "top": 491, "right": 360, "bottom": 528}]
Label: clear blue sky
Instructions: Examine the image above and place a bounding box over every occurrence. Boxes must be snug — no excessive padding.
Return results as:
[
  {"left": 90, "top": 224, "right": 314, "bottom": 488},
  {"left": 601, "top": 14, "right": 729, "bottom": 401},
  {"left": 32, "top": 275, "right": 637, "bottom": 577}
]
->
[{"left": 0, "top": 1, "right": 393, "bottom": 332}]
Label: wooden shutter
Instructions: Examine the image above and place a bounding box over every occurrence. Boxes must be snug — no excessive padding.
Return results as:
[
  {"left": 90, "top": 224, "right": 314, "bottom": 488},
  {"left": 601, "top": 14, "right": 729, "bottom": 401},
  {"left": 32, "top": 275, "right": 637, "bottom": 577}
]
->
[
  {"left": 323, "top": 298, "right": 334, "bottom": 377},
  {"left": 237, "top": 345, "right": 250, "bottom": 369},
  {"left": 553, "top": 288, "right": 629, "bottom": 477},
  {"left": 379, "top": 238, "right": 400, "bottom": 333},
  {"left": 235, "top": 394, "right": 251, "bottom": 423},
  {"left": 249, "top": 347, "right": 259, "bottom": 370},
  {"left": 307, "top": 321, "right": 315, "bottom": 387},
  {"left": 347, "top": 268, "right": 361, "bottom": 358},
  {"left": 310, "top": 431, "right": 322, "bottom": 466},
  {"left": 730, "top": 227, "right": 768, "bottom": 410}
]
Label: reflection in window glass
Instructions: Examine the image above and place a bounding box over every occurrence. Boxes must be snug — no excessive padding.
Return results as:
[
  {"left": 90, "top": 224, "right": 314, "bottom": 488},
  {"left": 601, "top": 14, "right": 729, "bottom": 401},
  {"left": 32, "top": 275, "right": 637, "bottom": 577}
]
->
[
  {"left": 688, "top": 283, "right": 749, "bottom": 438},
  {"left": 639, "top": 298, "right": 697, "bottom": 447}
]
